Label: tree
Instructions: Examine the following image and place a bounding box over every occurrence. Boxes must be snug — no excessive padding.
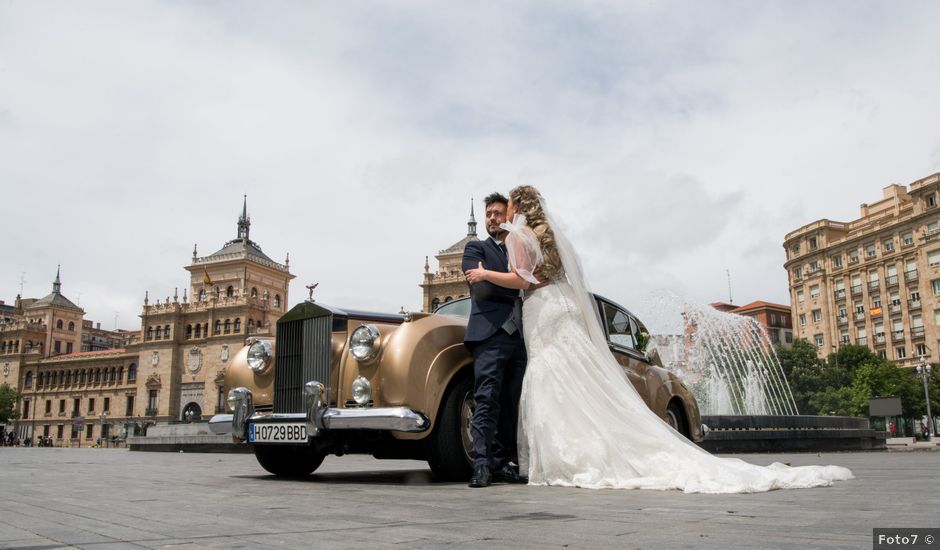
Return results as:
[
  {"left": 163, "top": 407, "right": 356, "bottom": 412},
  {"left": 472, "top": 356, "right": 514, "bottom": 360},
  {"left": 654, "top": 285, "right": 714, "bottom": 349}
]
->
[
  {"left": 850, "top": 361, "right": 921, "bottom": 417},
  {"left": 0, "top": 384, "right": 21, "bottom": 423}
]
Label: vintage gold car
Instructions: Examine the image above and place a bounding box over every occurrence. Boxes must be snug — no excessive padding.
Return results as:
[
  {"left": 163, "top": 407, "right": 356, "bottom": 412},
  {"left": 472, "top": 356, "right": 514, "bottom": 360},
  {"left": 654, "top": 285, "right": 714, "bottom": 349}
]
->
[{"left": 210, "top": 294, "right": 704, "bottom": 479}]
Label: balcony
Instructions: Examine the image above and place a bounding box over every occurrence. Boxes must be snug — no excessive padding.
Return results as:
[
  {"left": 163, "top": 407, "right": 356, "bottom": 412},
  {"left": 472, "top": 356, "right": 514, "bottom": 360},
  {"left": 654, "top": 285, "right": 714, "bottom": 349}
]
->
[
  {"left": 837, "top": 314, "right": 849, "bottom": 325},
  {"left": 912, "top": 326, "right": 925, "bottom": 339},
  {"left": 834, "top": 289, "right": 846, "bottom": 300},
  {"left": 145, "top": 408, "right": 158, "bottom": 417},
  {"left": 849, "top": 256, "right": 860, "bottom": 265},
  {"left": 874, "top": 333, "right": 886, "bottom": 344},
  {"left": 889, "top": 303, "right": 902, "bottom": 314},
  {"left": 902, "top": 238, "right": 915, "bottom": 248},
  {"left": 905, "top": 270, "right": 918, "bottom": 282},
  {"left": 854, "top": 311, "right": 866, "bottom": 321},
  {"left": 851, "top": 285, "right": 863, "bottom": 296},
  {"left": 886, "top": 275, "right": 899, "bottom": 288},
  {"left": 869, "top": 281, "right": 881, "bottom": 291},
  {"left": 857, "top": 337, "right": 868, "bottom": 345},
  {"left": 892, "top": 330, "right": 905, "bottom": 341},
  {"left": 909, "top": 299, "right": 921, "bottom": 310}
]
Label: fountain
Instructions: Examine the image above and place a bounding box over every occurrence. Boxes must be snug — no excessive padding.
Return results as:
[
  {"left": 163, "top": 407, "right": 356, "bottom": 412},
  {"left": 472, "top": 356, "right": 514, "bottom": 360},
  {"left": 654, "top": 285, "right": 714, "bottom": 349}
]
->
[{"left": 643, "top": 292, "right": 885, "bottom": 452}]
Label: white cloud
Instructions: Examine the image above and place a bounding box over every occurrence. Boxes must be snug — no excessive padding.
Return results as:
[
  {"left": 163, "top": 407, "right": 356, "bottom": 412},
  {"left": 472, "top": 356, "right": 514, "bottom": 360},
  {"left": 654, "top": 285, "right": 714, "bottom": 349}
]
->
[{"left": 1, "top": 1, "right": 939, "bottom": 331}]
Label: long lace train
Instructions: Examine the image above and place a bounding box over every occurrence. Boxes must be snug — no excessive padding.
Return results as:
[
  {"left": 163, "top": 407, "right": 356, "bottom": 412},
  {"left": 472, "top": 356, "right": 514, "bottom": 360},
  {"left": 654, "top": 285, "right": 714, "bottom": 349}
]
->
[{"left": 518, "top": 281, "right": 853, "bottom": 493}]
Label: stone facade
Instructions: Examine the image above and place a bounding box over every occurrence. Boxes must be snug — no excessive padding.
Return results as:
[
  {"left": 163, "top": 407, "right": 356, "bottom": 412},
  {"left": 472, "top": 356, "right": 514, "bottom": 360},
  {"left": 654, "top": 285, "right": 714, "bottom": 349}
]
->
[
  {"left": 784, "top": 172, "right": 940, "bottom": 364},
  {"left": 420, "top": 203, "right": 477, "bottom": 312},
  {"left": 1, "top": 198, "right": 293, "bottom": 445}
]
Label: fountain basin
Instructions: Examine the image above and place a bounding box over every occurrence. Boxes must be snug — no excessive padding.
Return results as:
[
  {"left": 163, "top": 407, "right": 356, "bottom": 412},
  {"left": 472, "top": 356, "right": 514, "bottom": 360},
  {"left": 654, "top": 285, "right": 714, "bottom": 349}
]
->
[{"left": 697, "top": 415, "right": 887, "bottom": 453}]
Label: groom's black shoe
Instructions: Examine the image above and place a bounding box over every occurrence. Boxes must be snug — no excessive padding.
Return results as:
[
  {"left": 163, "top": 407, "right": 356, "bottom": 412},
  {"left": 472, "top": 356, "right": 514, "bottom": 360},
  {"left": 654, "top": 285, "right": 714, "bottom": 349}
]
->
[
  {"left": 468, "top": 465, "right": 491, "bottom": 488},
  {"left": 492, "top": 463, "right": 528, "bottom": 484}
]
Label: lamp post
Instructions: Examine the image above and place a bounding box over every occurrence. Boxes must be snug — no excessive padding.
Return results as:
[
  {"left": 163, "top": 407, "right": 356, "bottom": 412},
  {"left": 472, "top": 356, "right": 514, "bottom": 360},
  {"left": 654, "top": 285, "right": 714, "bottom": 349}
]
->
[
  {"left": 916, "top": 355, "right": 935, "bottom": 438},
  {"left": 99, "top": 410, "right": 109, "bottom": 448}
]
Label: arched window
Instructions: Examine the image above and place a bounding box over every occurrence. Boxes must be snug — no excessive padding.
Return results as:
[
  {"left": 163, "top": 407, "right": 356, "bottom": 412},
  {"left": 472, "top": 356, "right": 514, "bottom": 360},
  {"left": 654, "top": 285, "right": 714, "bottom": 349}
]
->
[
  {"left": 110, "top": 367, "right": 116, "bottom": 384},
  {"left": 444, "top": 296, "right": 453, "bottom": 303},
  {"left": 203, "top": 323, "right": 209, "bottom": 336},
  {"left": 248, "top": 319, "right": 255, "bottom": 330},
  {"left": 195, "top": 324, "right": 201, "bottom": 338},
  {"left": 214, "top": 286, "right": 220, "bottom": 298},
  {"left": 65, "top": 371, "right": 71, "bottom": 385},
  {"left": 199, "top": 289, "right": 206, "bottom": 302},
  {"left": 80, "top": 370, "right": 86, "bottom": 384},
  {"left": 94, "top": 369, "right": 101, "bottom": 384},
  {"left": 127, "top": 363, "right": 137, "bottom": 383},
  {"left": 224, "top": 319, "right": 231, "bottom": 334},
  {"left": 56, "top": 319, "right": 63, "bottom": 329},
  {"left": 37, "top": 372, "right": 44, "bottom": 387},
  {"left": 226, "top": 285, "right": 234, "bottom": 298},
  {"left": 146, "top": 326, "right": 153, "bottom": 340},
  {"left": 431, "top": 298, "right": 440, "bottom": 311},
  {"left": 186, "top": 325, "right": 193, "bottom": 339},
  {"left": 52, "top": 371, "right": 58, "bottom": 386},
  {"left": 164, "top": 324, "right": 171, "bottom": 339},
  {"left": 68, "top": 321, "right": 75, "bottom": 331},
  {"left": 25, "top": 371, "right": 33, "bottom": 388},
  {"left": 1, "top": 341, "right": 6, "bottom": 353},
  {"left": 117, "top": 366, "right": 124, "bottom": 384},
  {"left": 274, "top": 294, "right": 281, "bottom": 308},
  {"left": 24, "top": 340, "right": 32, "bottom": 352},
  {"left": 234, "top": 318, "right": 241, "bottom": 333},
  {"left": 214, "top": 320, "right": 221, "bottom": 335},
  {"left": 251, "top": 287, "right": 258, "bottom": 298}
]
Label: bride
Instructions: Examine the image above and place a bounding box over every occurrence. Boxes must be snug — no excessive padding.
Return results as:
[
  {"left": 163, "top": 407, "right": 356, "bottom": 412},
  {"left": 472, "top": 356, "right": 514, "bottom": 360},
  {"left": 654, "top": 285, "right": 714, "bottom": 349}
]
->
[{"left": 464, "top": 185, "right": 853, "bottom": 493}]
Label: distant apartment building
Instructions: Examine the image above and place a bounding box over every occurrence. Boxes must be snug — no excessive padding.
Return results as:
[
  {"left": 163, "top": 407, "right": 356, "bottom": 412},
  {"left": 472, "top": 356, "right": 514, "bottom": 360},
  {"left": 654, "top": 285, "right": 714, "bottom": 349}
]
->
[
  {"left": 784, "top": 172, "right": 940, "bottom": 364},
  {"left": 710, "top": 301, "right": 794, "bottom": 348}
]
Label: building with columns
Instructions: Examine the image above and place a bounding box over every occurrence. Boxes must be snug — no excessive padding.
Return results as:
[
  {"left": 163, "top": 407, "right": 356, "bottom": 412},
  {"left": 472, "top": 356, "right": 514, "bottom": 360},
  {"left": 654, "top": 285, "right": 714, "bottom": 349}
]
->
[
  {"left": 420, "top": 202, "right": 478, "bottom": 312},
  {"left": 784, "top": 172, "right": 940, "bottom": 365},
  {"left": 1, "top": 199, "right": 293, "bottom": 445}
]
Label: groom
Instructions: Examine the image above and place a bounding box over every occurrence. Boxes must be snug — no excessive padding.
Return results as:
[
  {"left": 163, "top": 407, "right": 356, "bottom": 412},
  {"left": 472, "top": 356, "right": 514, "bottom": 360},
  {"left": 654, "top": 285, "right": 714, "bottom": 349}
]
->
[{"left": 462, "top": 192, "right": 528, "bottom": 488}]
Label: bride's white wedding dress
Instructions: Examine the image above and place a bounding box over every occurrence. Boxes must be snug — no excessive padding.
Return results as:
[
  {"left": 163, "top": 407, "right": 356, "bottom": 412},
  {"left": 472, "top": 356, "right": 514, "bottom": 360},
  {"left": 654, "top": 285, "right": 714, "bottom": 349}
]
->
[{"left": 502, "top": 212, "right": 853, "bottom": 493}]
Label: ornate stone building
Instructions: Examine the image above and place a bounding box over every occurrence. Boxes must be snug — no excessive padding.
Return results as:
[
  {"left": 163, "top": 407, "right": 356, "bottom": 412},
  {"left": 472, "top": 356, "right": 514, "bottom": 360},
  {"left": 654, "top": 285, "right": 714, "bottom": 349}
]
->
[
  {"left": 784, "top": 172, "right": 940, "bottom": 364},
  {"left": 2, "top": 199, "right": 293, "bottom": 445},
  {"left": 139, "top": 197, "right": 293, "bottom": 425},
  {"left": 420, "top": 202, "right": 478, "bottom": 312}
]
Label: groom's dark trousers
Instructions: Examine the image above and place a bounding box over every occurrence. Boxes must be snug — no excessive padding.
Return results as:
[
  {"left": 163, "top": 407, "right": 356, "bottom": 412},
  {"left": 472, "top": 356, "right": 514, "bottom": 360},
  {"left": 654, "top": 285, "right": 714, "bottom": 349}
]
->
[{"left": 463, "top": 238, "right": 527, "bottom": 470}]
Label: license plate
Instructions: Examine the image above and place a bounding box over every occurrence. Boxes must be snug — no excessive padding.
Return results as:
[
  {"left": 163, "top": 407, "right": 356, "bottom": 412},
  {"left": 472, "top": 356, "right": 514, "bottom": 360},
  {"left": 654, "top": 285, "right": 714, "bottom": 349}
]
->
[{"left": 249, "top": 423, "right": 308, "bottom": 443}]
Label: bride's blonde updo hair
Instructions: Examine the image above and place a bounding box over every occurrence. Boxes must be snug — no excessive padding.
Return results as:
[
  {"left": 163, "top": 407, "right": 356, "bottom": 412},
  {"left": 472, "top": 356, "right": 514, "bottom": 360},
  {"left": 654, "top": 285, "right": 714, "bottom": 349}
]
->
[{"left": 509, "top": 185, "right": 563, "bottom": 281}]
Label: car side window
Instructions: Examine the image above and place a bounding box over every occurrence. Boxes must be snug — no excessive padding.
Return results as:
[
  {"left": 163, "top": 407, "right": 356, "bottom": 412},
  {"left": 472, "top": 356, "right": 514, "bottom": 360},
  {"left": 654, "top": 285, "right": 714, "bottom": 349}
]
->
[{"left": 602, "top": 303, "right": 636, "bottom": 350}]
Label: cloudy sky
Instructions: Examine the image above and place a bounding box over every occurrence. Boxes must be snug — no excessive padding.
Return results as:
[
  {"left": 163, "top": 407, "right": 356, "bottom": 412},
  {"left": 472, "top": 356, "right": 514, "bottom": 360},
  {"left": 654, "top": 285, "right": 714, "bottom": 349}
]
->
[{"left": 2, "top": 1, "right": 939, "bottom": 333}]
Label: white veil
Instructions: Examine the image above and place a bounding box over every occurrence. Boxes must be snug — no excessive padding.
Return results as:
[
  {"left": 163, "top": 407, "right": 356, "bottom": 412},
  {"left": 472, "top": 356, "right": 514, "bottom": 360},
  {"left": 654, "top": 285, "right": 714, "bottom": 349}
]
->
[{"left": 539, "top": 197, "right": 613, "bottom": 362}]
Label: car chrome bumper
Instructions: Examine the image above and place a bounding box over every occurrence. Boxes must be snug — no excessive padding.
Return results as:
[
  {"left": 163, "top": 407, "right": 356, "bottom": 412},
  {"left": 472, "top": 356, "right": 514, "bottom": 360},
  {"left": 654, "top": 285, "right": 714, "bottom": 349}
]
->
[{"left": 208, "top": 383, "right": 430, "bottom": 442}]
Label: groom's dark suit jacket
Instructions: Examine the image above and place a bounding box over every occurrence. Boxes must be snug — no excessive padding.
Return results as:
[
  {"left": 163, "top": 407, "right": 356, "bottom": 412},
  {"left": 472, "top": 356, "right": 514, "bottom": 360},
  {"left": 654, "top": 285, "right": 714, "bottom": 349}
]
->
[{"left": 462, "top": 237, "right": 520, "bottom": 343}]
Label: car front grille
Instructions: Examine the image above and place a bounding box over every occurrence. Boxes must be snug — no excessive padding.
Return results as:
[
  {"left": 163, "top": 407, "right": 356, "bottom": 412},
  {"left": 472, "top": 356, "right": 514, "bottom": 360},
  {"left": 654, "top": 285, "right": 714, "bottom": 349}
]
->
[{"left": 273, "top": 315, "right": 332, "bottom": 413}]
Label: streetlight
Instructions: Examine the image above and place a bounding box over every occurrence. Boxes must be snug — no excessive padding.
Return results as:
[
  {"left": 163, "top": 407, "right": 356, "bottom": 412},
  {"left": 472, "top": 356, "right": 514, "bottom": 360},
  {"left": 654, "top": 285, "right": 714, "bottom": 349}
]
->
[
  {"left": 99, "top": 410, "right": 109, "bottom": 448},
  {"left": 916, "top": 355, "right": 935, "bottom": 438}
]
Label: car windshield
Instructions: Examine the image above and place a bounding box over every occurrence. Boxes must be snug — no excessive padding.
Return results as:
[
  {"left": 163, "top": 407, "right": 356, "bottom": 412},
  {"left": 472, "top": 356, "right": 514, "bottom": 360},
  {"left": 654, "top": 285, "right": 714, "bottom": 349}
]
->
[{"left": 435, "top": 297, "right": 471, "bottom": 319}]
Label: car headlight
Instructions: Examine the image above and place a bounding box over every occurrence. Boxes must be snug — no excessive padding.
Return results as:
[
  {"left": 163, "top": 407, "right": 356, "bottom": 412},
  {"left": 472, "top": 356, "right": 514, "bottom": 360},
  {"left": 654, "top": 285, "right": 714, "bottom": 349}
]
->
[
  {"left": 349, "top": 324, "right": 381, "bottom": 361},
  {"left": 246, "top": 340, "right": 273, "bottom": 373},
  {"left": 351, "top": 376, "right": 372, "bottom": 405},
  {"left": 227, "top": 388, "right": 240, "bottom": 412}
]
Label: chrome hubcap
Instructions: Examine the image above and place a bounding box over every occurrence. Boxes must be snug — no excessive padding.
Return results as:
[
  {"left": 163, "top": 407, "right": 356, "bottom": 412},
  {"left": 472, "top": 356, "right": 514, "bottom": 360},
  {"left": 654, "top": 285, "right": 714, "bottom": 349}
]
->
[{"left": 460, "top": 392, "right": 475, "bottom": 460}]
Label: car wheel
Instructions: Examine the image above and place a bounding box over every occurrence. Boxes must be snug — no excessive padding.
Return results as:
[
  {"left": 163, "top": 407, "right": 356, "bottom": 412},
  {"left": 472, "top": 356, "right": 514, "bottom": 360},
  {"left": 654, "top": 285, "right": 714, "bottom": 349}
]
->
[
  {"left": 254, "top": 444, "right": 326, "bottom": 477},
  {"left": 426, "top": 374, "right": 474, "bottom": 481},
  {"left": 664, "top": 400, "right": 689, "bottom": 439}
]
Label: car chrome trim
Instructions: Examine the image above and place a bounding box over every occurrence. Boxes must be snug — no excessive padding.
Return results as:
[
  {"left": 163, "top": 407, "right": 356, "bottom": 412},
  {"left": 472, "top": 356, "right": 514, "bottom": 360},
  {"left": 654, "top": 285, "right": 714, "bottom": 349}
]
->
[
  {"left": 230, "top": 387, "right": 253, "bottom": 441},
  {"left": 245, "top": 380, "right": 429, "bottom": 434},
  {"left": 209, "top": 414, "right": 234, "bottom": 435}
]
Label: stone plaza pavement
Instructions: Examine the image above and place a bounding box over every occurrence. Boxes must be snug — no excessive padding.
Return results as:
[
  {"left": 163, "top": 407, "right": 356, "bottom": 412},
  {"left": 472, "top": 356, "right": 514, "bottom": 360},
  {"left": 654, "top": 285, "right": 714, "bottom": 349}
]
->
[{"left": 0, "top": 448, "right": 936, "bottom": 549}]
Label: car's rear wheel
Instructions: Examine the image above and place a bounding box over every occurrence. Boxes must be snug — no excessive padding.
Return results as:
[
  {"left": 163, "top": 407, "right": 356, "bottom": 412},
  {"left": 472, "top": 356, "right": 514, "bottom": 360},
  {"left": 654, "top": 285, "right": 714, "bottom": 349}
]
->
[
  {"left": 426, "top": 374, "right": 474, "bottom": 481},
  {"left": 254, "top": 444, "right": 326, "bottom": 477},
  {"left": 664, "top": 400, "right": 689, "bottom": 438}
]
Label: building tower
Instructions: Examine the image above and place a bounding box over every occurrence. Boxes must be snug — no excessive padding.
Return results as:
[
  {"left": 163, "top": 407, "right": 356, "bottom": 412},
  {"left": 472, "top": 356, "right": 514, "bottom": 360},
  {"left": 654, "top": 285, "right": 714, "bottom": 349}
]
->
[{"left": 421, "top": 200, "right": 478, "bottom": 312}]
